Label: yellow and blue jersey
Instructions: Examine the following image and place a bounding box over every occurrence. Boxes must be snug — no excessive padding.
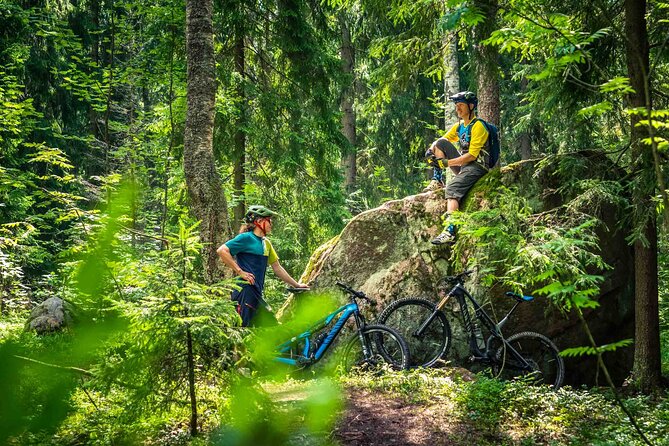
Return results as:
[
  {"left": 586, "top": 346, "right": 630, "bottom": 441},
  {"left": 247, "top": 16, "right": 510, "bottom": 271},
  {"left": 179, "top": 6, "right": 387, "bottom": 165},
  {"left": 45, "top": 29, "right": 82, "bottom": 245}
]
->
[{"left": 444, "top": 118, "right": 489, "bottom": 163}]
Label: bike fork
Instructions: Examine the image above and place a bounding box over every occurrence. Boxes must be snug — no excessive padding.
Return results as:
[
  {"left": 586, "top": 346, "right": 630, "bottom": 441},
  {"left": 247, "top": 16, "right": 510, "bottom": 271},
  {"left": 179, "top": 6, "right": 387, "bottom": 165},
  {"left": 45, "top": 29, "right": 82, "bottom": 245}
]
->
[{"left": 414, "top": 293, "right": 451, "bottom": 338}]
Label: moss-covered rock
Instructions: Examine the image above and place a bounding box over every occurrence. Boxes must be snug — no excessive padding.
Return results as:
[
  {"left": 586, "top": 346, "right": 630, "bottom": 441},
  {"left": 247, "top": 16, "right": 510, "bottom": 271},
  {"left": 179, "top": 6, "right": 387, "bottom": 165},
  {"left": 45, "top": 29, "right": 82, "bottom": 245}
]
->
[{"left": 290, "top": 154, "right": 633, "bottom": 385}]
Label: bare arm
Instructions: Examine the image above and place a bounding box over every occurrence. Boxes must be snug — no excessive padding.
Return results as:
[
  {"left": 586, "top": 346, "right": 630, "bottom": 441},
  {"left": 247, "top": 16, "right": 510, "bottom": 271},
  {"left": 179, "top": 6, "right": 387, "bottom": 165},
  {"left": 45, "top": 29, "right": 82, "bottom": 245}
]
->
[
  {"left": 447, "top": 153, "right": 476, "bottom": 167},
  {"left": 216, "top": 244, "right": 255, "bottom": 285},
  {"left": 270, "top": 260, "right": 307, "bottom": 288}
]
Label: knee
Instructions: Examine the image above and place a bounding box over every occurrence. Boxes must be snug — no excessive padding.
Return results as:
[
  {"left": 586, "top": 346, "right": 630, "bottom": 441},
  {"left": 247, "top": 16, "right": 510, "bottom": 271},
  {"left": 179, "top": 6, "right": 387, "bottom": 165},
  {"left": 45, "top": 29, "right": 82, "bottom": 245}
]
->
[{"left": 433, "top": 138, "right": 450, "bottom": 158}]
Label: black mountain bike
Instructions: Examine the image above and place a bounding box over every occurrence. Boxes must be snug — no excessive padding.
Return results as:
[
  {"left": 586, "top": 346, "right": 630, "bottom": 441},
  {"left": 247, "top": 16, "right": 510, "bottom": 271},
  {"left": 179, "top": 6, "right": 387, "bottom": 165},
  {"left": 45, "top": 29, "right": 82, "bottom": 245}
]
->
[{"left": 378, "top": 270, "right": 565, "bottom": 389}]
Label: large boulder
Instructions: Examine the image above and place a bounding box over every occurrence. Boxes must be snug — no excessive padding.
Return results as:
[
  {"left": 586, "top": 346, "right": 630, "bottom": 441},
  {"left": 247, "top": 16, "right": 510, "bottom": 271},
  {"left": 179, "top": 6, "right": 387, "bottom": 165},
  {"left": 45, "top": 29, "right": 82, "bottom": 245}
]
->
[
  {"left": 288, "top": 153, "right": 634, "bottom": 385},
  {"left": 25, "top": 297, "right": 75, "bottom": 334}
]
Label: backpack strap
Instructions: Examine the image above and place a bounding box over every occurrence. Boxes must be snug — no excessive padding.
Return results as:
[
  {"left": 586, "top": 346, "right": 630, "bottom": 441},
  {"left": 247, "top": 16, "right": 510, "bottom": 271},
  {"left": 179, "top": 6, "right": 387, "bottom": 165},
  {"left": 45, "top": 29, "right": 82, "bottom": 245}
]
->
[{"left": 465, "top": 118, "right": 490, "bottom": 170}]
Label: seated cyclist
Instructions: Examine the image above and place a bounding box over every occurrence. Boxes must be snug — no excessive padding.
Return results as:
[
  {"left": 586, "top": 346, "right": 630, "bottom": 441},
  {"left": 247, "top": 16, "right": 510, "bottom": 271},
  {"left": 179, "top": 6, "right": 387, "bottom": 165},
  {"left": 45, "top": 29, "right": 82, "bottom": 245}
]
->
[
  {"left": 426, "top": 91, "right": 491, "bottom": 245},
  {"left": 217, "top": 205, "right": 308, "bottom": 327}
]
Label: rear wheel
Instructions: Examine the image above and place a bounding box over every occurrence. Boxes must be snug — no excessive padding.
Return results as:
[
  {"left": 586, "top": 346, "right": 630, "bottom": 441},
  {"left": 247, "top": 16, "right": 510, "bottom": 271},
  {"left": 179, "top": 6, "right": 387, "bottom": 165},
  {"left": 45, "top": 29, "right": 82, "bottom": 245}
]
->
[
  {"left": 339, "top": 324, "right": 410, "bottom": 373},
  {"left": 493, "top": 331, "right": 564, "bottom": 390},
  {"left": 377, "top": 297, "right": 452, "bottom": 368}
]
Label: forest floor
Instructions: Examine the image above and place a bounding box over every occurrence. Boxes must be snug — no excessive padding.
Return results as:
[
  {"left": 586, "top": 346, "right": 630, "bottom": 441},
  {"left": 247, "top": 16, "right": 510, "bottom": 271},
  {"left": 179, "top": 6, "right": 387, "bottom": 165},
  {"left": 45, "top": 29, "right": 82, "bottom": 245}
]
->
[
  {"left": 264, "top": 367, "right": 669, "bottom": 446},
  {"left": 333, "top": 387, "right": 487, "bottom": 446},
  {"left": 264, "top": 368, "right": 568, "bottom": 446}
]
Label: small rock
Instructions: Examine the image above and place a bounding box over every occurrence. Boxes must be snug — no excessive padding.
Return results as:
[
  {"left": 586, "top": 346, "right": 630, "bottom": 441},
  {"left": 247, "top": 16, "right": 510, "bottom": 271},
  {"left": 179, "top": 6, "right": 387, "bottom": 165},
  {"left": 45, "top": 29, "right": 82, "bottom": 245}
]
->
[{"left": 25, "top": 297, "right": 75, "bottom": 334}]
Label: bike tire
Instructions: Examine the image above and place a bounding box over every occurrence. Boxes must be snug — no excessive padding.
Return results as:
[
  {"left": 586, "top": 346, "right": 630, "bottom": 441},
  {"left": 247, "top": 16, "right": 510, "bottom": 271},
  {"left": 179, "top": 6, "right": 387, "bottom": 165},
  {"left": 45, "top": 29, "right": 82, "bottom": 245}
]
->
[
  {"left": 339, "top": 324, "right": 411, "bottom": 372},
  {"left": 493, "top": 331, "right": 565, "bottom": 390},
  {"left": 377, "top": 297, "right": 452, "bottom": 368}
]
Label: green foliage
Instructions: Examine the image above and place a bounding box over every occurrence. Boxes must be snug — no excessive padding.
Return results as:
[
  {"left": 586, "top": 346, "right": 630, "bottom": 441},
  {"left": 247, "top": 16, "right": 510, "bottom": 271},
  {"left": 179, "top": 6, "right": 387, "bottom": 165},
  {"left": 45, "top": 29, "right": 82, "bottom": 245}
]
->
[
  {"left": 91, "top": 218, "right": 242, "bottom": 427},
  {"left": 561, "top": 339, "right": 634, "bottom": 357},
  {"left": 0, "top": 188, "right": 132, "bottom": 443},
  {"left": 216, "top": 377, "right": 342, "bottom": 446},
  {"left": 454, "top": 156, "right": 616, "bottom": 314},
  {"left": 453, "top": 375, "right": 505, "bottom": 434}
]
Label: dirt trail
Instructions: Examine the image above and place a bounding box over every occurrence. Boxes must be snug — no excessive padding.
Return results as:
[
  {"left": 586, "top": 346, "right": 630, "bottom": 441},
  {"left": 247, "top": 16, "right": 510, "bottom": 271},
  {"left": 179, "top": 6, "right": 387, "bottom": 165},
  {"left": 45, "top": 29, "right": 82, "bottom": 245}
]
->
[{"left": 333, "top": 389, "right": 483, "bottom": 446}]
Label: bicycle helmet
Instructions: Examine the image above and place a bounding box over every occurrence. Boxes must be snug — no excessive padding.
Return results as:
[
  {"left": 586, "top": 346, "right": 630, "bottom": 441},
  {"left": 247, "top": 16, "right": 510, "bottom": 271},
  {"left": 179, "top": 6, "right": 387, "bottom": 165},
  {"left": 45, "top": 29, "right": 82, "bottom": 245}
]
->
[
  {"left": 244, "top": 205, "right": 279, "bottom": 223},
  {"left": 449, "top": 91, "right": 478, "bottom": 109}
]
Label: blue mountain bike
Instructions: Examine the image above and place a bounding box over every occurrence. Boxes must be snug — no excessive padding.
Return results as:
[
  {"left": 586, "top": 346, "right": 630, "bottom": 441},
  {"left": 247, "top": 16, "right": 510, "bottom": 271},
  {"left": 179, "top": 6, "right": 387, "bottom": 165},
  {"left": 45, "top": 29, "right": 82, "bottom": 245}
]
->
[{"left": 274, "top": 282, "right": 410, "bottom": 371}]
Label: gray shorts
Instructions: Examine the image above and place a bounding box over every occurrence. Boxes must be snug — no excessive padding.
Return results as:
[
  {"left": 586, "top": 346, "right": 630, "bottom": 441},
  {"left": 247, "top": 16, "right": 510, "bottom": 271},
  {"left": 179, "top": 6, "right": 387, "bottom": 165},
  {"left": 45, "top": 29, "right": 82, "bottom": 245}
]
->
[{"left": 445, "top": 163, "right": 487, "bottom": 202}]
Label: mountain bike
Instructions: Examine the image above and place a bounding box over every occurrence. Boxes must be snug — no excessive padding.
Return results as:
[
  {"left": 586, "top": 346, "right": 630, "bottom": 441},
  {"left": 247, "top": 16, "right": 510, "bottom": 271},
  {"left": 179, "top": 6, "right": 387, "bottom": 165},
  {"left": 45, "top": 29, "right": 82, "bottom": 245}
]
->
[
  {"left": 274, "top": 282, "right": 411, "bottom": 372},
  {"left": 377, "top": 270, "right": 564, "bottom": 389}
]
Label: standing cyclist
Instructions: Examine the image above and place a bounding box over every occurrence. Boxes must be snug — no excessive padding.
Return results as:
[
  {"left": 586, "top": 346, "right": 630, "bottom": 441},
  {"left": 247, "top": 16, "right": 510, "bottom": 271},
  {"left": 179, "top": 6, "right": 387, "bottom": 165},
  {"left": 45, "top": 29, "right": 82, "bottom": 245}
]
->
[
  {"left": 427, "top": 91, "right": 491, "bottom": 245},
  {"left": 217, "top": 205, "right": 308, "bottom": 326}
]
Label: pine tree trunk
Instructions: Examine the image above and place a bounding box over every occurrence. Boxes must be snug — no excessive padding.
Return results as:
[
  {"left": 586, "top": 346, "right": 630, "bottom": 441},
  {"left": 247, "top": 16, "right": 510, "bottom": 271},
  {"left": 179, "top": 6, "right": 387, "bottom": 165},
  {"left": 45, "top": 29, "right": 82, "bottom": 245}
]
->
[
  {"left": 518, "top": 77, "right": 532, "bottom": 159},
  {"left": 233, "top": 32, "right": 246, "bottom": 226},
  {"left": 339, "top": 13, "right": 357, "bottom": 193},
  {"left": 625, "top": 0, "right": 662, "bottom": 393},
  {"left": 88, "top": 0, "right": 101, "bottom": 147},
  {"left": 443, "top": 34, "right": 459, "bottom": 129},
  {"left": 184, "top": 0, "right": 231, "bottom": 284},
  {"left": 474, "top": 0, "right": 500, "bottom": 127}
]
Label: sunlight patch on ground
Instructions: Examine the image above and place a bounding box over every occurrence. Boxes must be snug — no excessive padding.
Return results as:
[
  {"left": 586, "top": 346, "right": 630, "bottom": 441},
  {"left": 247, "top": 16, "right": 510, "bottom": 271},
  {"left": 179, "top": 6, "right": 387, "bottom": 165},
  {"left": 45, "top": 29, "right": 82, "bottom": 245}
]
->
[{"left": 261, "top": 378, "right": 340, "bottom": 403}]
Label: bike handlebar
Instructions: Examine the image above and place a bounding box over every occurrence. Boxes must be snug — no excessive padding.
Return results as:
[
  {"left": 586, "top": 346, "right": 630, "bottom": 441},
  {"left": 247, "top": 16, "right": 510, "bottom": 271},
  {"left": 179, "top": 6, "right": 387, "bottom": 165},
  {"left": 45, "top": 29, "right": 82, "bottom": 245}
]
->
[
  {"left": 443, "top": 269, "right": 474, "bottom": 284},
  {"left": 335, "top": 281, "right": 375, "bottom": 306}
]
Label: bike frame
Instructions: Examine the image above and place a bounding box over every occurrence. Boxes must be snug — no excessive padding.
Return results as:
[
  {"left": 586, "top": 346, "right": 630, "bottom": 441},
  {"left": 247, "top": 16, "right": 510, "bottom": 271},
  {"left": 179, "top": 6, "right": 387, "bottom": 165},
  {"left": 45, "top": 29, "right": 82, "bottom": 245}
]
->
[
  {"left": 416, "top": 281, "right": 532, "bottom": 369},
  {"left": 274, "top": 300, "right": 367, "bottom": 367}
]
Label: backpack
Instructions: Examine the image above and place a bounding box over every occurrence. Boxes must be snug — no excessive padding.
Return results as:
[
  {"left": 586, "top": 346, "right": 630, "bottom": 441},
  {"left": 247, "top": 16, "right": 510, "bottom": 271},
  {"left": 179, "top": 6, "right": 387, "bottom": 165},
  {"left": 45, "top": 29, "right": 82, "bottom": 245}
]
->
[{"left": 465, "top": 118, "right": 500, "bottom": 169}]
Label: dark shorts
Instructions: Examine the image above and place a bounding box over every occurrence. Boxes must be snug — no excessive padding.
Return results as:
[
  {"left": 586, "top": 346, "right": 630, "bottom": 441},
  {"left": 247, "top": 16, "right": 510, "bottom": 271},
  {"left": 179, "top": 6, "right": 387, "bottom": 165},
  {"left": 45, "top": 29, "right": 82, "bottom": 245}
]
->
[
  {"left": 433, "top": 139, "right": 487, "bottom": 202},
  {"left": 232, "top": 286, "right": 277, "bottom": 327},
  {"left": 445, "top": 163, "right": 487, "bottom": 202}
]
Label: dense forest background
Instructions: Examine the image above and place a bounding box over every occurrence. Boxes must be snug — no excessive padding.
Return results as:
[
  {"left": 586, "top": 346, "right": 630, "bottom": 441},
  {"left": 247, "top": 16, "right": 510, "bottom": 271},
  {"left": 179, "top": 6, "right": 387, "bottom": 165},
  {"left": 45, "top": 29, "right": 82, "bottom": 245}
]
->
[{"left": 1, "top": 0, "right": 669, "bottom": 444}]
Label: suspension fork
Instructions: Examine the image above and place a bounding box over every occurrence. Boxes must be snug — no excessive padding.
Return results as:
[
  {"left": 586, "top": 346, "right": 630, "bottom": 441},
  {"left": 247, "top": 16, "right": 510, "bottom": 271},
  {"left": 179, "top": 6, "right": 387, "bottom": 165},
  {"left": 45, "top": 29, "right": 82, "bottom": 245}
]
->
[
  {"left": 353, "top": 311, "right": 372, "bottom": 358},
  {"left": 414, "top": 285, "right": 460, "bottom": 338}
]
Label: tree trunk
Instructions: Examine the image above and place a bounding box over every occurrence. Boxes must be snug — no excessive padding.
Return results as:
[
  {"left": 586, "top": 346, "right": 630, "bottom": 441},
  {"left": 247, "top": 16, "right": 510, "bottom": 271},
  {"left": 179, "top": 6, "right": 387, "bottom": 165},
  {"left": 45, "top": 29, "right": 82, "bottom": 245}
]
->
[
  {"left": 103, "top": 6, "right": 116, "bottom": 175},
  {"left": 184, "top": 0, "right": 231, "bottom": 283},
  {"left": 88, "top": 0, "right": 101, "bottom": 147},
  {"left": 625, "top": 0, "right": 661, "bottom": 392},
  {"left": 474, "top": 0, "right": 500, "bottom": 127},
  {"left": 186, "top": 325, "right": 198, "bottom": 436},
  {"left": 233, "top": 32, "right": 246, "bottom": 226},
  {"left": 518, "top": 77, "right": 532, "bottom": 159},
  {"left": 339, "top": 13, "right": 357, "bottom": 194},
  {"left": 443, "top": 34, "right": 459, "bottom": 129},
  {"left": 161, "top": 15, "right": 177, "bottom": 248}
]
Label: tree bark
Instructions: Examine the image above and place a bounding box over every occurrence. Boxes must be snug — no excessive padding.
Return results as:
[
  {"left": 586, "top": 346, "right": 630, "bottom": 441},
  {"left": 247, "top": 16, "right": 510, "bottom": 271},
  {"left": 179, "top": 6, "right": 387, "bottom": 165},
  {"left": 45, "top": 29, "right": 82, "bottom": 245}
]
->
[
  {"left": 339, "top": 13, "right": 357, "bottom": 194},
  {"left": 474, "top": 0, "right": 500, "bottom": 127},
  {"left": 443, "top": 34, "right": 459, "bottom": 129},
  {"left": 625, "top": 0, "right": 662, "bottom": 392},
  {"left": 88, "top": 0, "right": 101, "bottom": 146},
  {"left": 186, "top": 325, "right": 198, "bottom": 436},
  {"left": 184, "top": 0, "right": 231, "bottom": 284},
  {"left": 518, "top": 77, "right": 532, "bottom": 160},
  {"left": 233, "top": 31, "right": 247, "bottom": 226}
]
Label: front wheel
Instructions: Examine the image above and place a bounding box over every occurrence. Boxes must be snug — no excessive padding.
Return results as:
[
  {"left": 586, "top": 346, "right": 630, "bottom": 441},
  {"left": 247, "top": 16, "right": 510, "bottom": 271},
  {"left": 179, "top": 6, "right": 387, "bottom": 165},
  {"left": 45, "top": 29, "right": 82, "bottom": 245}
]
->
[
  {"left": 377, "top": 297, "right": 452, "bottom": 368},
  {"left": 493, "top": 331, "right": 565, "bottom": 390},
  {"left": 339, "top": 324, "right": 411, "bottom": 373}
]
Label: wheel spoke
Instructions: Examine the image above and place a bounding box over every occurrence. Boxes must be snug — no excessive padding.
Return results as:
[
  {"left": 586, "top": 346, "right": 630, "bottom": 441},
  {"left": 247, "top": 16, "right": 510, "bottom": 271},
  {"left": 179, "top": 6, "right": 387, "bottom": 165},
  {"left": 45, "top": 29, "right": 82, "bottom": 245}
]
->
[{"left": 378, "top": 298, "right": 452, "bottom": 368}]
